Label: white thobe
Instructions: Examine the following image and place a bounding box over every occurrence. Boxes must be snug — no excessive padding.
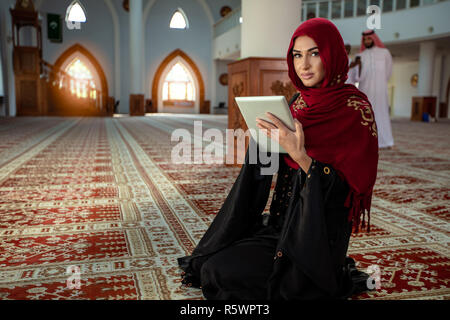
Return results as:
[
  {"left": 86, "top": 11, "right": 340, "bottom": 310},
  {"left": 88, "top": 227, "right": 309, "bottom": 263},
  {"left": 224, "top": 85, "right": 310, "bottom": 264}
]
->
[
  {"left": 354, "top": 47, "right": 394, "bottom": 148},
  {"left": 346, "top": 60, "right": 359, "bottom": 85}
]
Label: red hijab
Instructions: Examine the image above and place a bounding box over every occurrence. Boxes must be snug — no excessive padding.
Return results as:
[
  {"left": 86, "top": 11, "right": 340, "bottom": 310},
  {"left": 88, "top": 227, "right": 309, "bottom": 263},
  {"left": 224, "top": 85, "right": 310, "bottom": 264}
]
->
[
  {"left": 360, "top": 29, "right": 386, "bottom": 52},
  {"left": 285, "top": 18, "right": 379, "bottom": 232}
]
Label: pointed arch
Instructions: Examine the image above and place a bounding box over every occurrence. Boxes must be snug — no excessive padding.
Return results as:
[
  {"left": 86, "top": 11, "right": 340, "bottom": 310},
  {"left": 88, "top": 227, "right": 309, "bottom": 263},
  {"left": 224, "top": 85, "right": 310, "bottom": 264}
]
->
[
  {"left": 54, "top": 44, "right": 109, "bottom": 110},
  {"left": 152, "top": 49, "right": 204, "bottom": 113},
  {"left": 169, "top": 8, "right": 189, "bottom": 29}
]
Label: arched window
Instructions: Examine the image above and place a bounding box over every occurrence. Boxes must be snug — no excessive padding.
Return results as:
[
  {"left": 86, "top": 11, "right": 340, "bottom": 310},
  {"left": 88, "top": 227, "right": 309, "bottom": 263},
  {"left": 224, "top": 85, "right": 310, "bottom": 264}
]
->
[
  {"left": 162, "top": 63, "right": 195, "bottom": 105},
  {"left": 65, "top": 58, "right": 97, "bottom": 100},
  {"left": 169, "top": 9, "right": 188, "bottom": 29},
  {"left": 153, "top": 49, "right": 205, "bottom": 114},
  {"left": 66, "top": 0, "right": 87, "bottom": 23}
]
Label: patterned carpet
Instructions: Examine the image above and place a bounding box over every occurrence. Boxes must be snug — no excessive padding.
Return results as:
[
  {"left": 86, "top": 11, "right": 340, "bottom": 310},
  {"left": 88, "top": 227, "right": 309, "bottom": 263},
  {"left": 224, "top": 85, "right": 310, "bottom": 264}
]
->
[{"left": 0, "top": 115, "right": 448, "bottom": 300}]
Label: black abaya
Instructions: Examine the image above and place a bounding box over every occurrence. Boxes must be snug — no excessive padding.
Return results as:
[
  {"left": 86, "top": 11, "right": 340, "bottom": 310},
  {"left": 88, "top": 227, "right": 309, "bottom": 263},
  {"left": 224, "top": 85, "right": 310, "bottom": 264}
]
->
[{"left": 178, "top": 151, "right": 370, "bottom": 300}]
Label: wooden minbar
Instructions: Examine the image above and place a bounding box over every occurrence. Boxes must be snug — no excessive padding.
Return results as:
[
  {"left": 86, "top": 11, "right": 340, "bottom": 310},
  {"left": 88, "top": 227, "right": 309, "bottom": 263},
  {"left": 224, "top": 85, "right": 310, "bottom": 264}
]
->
[
  {"left": 11, "top": 0, "right": 44, "bottom": 116},
  {"left": 227, "top": 57, "right": 297, "bottom": 166}
]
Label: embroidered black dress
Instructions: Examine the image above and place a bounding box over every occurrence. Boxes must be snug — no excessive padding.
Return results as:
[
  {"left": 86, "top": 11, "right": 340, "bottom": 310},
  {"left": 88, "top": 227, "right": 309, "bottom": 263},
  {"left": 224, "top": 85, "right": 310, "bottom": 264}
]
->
[{"left": 178, "top": 96, "right": 370, "bottom": 300}]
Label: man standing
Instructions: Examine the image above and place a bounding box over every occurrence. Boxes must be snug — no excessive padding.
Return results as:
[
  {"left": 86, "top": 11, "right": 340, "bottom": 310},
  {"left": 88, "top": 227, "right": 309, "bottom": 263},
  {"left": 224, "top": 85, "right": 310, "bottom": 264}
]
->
[{"left": 354, "top": 30, "right": 394, "bottom": 149}]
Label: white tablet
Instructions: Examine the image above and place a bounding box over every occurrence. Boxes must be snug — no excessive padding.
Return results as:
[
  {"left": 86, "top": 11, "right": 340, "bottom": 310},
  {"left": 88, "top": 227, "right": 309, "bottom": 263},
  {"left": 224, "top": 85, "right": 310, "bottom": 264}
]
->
[{"left": 235, "top": 96, "right": 295, "bottom": 154}]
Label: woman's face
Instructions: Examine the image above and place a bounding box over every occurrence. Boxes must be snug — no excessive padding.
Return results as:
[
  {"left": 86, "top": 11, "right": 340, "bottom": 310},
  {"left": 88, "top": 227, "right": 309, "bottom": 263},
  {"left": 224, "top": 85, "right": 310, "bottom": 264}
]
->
[{"left": 292, "top": 36, "right": 325, "bottom": 88}]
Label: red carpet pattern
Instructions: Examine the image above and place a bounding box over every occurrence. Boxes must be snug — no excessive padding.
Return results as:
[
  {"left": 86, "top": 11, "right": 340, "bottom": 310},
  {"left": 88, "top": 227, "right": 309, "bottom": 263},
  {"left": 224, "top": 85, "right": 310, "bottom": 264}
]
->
[{"left": 0, "top": 115, "right": 448, "bottom": 300}]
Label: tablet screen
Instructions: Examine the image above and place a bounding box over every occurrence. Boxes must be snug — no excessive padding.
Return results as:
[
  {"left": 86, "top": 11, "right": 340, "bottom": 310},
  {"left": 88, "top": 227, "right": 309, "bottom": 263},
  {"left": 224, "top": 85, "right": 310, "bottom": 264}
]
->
[{"left": 235, "top": 96, "right": 295, "bottom": 153}]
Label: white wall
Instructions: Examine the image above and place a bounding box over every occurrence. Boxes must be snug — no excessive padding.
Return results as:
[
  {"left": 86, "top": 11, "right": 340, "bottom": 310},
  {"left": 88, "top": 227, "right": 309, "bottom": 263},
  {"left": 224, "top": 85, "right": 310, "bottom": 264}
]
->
[
  {"left": 213, "top": 25, "right": 241, "bottom": 60},
  {"left": 215, "top": 59, "right": 231, "bottom": 107},
  {"left": 390, "top": 61, "right": 419, "bottom": 118},
  {"left": 437, "top": 52, "right": 450, "bottom": 118},
  {"left": 241, "top": 0, "right": 302, "bottom": 58}
]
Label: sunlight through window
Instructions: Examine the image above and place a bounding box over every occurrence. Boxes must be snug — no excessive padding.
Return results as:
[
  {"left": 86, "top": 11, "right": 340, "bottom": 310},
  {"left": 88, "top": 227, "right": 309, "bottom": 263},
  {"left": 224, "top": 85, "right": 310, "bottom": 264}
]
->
[
  {"left": 66, "top": 0, "right": 87, "bottom": 23},
  {"left": 170, "top": 10, "right": 188, "bottom": 29},
  {"left": 65, "top": 58, "right": 96, "bottom": 99},
  {"left": 163, "top": 63, "right": 195, "bottom": 101}
]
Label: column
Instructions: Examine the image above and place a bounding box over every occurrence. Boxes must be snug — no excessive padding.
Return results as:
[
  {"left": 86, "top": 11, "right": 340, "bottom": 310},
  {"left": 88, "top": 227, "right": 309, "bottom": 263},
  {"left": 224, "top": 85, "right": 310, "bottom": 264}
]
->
[
  {"left": 241, "top": 0, "right": 302, "bottom": 59},
  {"left": 0, "top": 7, "right": 15, "bottom": 116},
  {"left": 437, "top": 54, "right": 447, "bottom": 118},
  {"left": 412, "top": 41, "right": 437, "bottom": 121},
  {"left": 129, "top": 0, "right": 145, "bottom": 115},
  {"left": 417, "top": 41, "right": 436, "bottom": 96}
]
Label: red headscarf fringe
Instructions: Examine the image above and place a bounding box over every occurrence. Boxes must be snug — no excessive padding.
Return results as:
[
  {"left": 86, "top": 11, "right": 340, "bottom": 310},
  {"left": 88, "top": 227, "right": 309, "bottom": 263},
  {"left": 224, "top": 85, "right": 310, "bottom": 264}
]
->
[{"left": 345, "top": 191, "right": 373, "bottom": 233}]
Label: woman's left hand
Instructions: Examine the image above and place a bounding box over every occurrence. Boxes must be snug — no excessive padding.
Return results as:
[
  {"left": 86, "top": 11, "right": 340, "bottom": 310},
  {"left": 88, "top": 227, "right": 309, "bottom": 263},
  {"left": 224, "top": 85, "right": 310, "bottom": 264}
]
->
[{"left": 256, "top": 112, "right": 312, "bottom": 172}]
